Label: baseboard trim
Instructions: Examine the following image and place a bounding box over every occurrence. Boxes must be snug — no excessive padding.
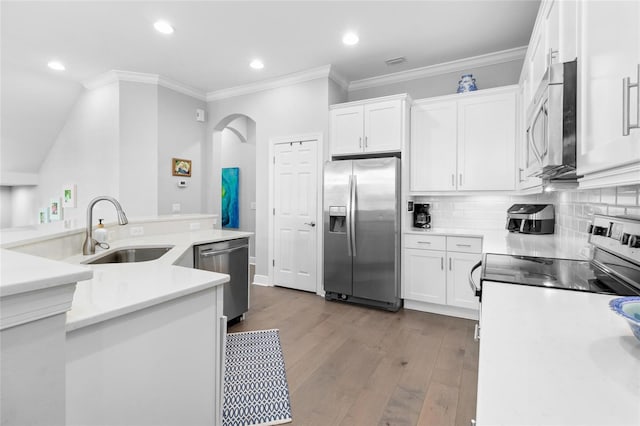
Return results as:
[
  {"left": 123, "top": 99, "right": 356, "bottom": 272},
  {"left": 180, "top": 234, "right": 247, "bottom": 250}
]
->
[
  {"left": 252, "top": 274, "right": 271, "bottom": 287},
  {"left": 404, "top": 299, "right": 479, "bottom": 320}
]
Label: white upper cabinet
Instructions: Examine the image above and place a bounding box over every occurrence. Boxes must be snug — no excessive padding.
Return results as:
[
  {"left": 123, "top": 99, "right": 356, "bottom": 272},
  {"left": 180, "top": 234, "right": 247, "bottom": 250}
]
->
[
  {"left": 410, "top": 100, "right": 457, "bottom": 191},
  {"left": 457, "top": 91, "right": 517, "bottom": 191},
  {"left": 410, "top": 87, "right": 517, "bottom": 193},
  {"left": 329, "top": 105, "right": 364, "bottom": 156},
  {"left": 330, "top": 95, "right": 408, "bottom": 157},
  {"left": 577, "top": 0, "right": 640, "bottom": 187}
]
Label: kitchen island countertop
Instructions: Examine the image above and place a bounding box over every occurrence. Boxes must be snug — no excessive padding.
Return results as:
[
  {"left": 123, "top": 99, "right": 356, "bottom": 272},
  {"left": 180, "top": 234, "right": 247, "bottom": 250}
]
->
[
  {"left": 63, "top": 229, "right": 253, "bottom": 331},
  {"left": 476, "top": 281, "right": 640, "bottom": 425}
]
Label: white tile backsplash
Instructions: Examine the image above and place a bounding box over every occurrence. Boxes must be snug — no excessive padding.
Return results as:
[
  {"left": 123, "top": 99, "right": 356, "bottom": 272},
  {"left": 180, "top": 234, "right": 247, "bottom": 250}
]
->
[{"left": 411, "top": 185, "right": 640, "bottom": 240}]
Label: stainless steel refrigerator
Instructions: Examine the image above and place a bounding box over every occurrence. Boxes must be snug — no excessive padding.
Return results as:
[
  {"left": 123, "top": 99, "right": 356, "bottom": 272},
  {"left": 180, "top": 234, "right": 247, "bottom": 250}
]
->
[{"left": 323, "top": 157, "right": 401, "bottom": 311}]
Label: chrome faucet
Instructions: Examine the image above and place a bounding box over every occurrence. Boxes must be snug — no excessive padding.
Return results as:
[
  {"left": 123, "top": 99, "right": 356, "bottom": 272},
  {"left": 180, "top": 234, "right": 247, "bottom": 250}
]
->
[{"left": 83, "top": 196, "right": 128, "bottom": 255}]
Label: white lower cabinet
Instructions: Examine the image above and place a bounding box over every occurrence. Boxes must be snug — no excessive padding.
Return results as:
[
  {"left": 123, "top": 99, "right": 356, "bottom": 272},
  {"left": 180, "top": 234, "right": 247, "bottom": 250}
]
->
[
  {"left": 404, "top": 248, "right": 446, "bottom": 304},
  {"left": 403, "top": 234, "right": 481, "bottom": 319},
  {"left": 446, "top": 252, "right": 481, "bottom": 310}
]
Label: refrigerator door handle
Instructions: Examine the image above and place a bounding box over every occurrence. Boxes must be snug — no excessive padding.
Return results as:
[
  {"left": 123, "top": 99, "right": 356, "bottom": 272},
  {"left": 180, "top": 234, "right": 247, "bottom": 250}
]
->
[
  {"left": 346, "top": 175, "right": 353, "bottom": 257},
  {"left": 351, "top": 175, "right": 357, "bottom": 257}
]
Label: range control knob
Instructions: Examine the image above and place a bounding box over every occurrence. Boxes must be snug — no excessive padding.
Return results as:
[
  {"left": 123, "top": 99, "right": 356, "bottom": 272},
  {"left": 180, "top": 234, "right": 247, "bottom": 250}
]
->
[
  {"left": 621, "top": 233, "right": 631, "bottom": 245},
  {"left": 593, "top": 226, "right": 608, "bottom": 236},
  {"left": 629, "top": 235, "right": 640, "bottom": 248}
]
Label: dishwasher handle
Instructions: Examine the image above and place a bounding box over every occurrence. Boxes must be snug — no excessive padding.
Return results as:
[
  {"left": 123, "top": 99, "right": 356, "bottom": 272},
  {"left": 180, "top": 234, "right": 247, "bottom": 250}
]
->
[{"left": 199, "top": 245, "right": 247, "bottom": 257}]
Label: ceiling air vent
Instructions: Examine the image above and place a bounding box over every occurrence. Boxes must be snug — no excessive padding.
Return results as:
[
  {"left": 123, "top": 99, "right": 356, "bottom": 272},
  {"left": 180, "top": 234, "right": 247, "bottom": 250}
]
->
[{"left": 385, "top": 57, "right": 406, "bottom": 66}]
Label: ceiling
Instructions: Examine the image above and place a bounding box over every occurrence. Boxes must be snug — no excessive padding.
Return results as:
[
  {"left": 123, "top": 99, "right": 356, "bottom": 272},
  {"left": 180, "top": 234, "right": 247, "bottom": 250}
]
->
[{"left": 1, "top": 0, "right": 540, "bottom": 175}]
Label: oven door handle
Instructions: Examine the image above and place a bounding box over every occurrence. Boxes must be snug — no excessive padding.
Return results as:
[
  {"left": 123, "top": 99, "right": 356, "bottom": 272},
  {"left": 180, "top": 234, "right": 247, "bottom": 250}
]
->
[{"left": 469, "top": 260, "right": 482, "bottom": 297}]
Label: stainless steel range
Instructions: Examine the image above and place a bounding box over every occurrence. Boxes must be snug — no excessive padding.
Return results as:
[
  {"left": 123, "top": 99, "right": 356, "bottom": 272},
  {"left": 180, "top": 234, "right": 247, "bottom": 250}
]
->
[{"left": 470, "top": 214, "right": 640, "bottom": 299}]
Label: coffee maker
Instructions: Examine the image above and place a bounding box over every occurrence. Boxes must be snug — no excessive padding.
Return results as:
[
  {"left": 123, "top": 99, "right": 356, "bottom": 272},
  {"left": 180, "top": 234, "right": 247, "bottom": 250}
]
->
[{"left": 413, "top": 203, "right": 431, "bottom": 229}]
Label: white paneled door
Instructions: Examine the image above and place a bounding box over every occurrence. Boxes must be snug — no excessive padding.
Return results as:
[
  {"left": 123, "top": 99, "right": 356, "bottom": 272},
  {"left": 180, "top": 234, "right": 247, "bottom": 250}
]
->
[{"left": 273, "top": 140, "right": 317, "bottom": 292}]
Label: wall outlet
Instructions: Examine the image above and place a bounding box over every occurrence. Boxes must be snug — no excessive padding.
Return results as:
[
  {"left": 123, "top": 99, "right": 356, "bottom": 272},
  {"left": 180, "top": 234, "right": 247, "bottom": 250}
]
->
[
  {"left": 190, "top": 222, "right": 201, "bottom": 231},
  {"left": 172, "top": 203, "right": 181, "bottom": 213},
  {"left": 129, "top": 226, "right": 144, "bottom": 236}
]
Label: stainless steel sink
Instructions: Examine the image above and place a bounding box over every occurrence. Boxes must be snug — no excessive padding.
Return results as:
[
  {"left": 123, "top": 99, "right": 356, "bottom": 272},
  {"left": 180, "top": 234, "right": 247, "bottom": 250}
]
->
[{"left": 85, "top": 246, "right": 173, "bottom": 264}]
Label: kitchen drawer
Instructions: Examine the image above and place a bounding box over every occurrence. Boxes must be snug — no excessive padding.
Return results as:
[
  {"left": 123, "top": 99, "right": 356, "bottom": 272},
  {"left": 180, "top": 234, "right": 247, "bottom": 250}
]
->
[
  {"left": 405, "top": 234, "right": 446, "bottom": 251},
  {"left": 446, "top": 236, "right": 482, "bottom": 253}
]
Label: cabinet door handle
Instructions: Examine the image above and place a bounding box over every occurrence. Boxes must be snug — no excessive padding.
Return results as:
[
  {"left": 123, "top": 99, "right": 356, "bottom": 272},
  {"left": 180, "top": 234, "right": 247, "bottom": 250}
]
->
[
  {"left": 623, "top": 64, "right": 640, "bottom": 136},
  {"left": 518, "top": 168, "right": 524, "bottom": 182},
  {"left": 449, "top": 257, "right": 452, "bottom": 270},
  {"left": 359, "top": 137, "right": 362, "bottom": 148},
  {"left": 417, "top": 241, "right": 431, "bottom": 245},
  {"left": 441, "top": 257, "right": 444, "bottom": 270},
  {"left": 456, "top": 243, "right": 472, "bottom": 248},
  {"left": 451, "top": 174, "right": 455, "bottom": 188},
  {"left": 459, "top": 173, "right": 463, "bottom": 187},
  {"left": 364, "top": 135, "right": 368, "bottom": 148}
]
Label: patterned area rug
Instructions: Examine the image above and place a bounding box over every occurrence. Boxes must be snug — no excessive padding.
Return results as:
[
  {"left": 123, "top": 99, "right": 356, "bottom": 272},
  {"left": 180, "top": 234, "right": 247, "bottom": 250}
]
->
[{"left": 223, "top": 329, "right": 293, "bottom": 426}]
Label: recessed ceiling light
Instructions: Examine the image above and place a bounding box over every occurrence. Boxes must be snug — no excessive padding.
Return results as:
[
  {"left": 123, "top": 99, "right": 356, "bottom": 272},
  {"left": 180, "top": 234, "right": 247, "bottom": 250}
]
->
[
  {"left": 342, "top": 32, "right": 359, "bottom": 46},
  {"left": 47, "top": 60, "right": 65, "bottom": 71},
  {"left": 154, "top": 20, "right": 174, "bottom": 34},
  {"left": 250, "top": 59, "right": 264, "bottom": 70}
]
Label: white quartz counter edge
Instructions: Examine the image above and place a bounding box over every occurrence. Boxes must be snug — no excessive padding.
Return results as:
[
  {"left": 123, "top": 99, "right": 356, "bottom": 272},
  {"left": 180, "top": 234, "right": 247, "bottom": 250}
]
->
[
  {"left": 0, "top": 249, "right": 93, "bottom": 296},
  {"left": 405, "top": 228, "right": 589, "bottom": 259},
  {"left": 64, "top": 229, "right": 253, "bottom": 332},
  {"left": 476, "top": 282, "right": 640, "bottom": 426}
]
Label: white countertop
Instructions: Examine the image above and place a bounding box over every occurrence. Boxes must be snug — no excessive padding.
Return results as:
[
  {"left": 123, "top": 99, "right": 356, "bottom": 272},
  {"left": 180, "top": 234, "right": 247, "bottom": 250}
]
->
[
  {"left": 0, "top": 249, "right": 93, "bottom": 297},
  {"left": 64, "top": 229, "right": 252, "bottom": 331},
  {"left": 477, "top": 282, "right": 640, "bottom": 426},
  {"left": 405, "top": 228, "right": 589, "bottom": 259}
]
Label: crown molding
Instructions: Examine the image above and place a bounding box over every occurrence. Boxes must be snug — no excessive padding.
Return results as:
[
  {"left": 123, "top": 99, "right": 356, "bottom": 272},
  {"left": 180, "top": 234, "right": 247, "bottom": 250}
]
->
[
  {"left": 328, "top": 66, "right": 349, "bottom": 90},
  {"left": 82, "top": 70, "right": 206, "bottom": 101},
  {"left": 348, "top": 46, "right": 528, "bottom": 92},
  {"left": 206, "top": 64, "right": 334, "bottom": 102}
]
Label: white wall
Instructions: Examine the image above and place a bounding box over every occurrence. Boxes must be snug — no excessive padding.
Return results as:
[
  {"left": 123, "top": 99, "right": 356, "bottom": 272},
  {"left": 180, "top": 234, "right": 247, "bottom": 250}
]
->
[
  {"left": 205, "top": 77, "right": 330, "bottom": 277},
  {"left": 0, "top": 187, "right": 11, "bottom": 228},
  {"left": 220, "top": 120, "right": 256, "bottom": 257},
  {"left": 118, "top": 82, "right": 158, "bottom": 218},
  {"left": 348, "top": 59, "right": 523, "bottom": 101},
  {"left": 157, "top": 86, "right": 207, "bottom": 215},
  {"left": 37, "top": 83, "right": 120, "bottom": 226}
]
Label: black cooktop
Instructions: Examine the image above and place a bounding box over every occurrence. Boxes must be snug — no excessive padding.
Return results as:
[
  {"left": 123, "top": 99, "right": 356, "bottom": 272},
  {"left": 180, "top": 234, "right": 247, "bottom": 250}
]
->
[{"left": 481, "top": 253, "right": 640, "bottom": 296}]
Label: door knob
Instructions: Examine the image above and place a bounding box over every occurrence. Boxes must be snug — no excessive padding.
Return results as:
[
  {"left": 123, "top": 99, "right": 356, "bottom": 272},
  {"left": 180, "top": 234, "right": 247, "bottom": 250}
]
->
[{"left": 304, "top": 222, "right": 316, "bottom": 227}]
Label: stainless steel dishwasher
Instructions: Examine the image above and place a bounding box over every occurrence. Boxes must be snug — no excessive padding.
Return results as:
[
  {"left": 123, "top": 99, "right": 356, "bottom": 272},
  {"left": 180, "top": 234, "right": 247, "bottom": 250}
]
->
[{"left": 194, "top": 238, "right": 249, "bottom": 321}]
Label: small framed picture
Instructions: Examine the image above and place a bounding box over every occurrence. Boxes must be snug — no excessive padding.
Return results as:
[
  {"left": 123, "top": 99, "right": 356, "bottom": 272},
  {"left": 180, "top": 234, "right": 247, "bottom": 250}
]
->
[
  {"left": 50, "top": 198, "right": 62, "bottom": 221},
  {"left": 38, "top": 208, "right": 49, "bottom": 224},
  {"left": 172, "top": 158, "right": 192, "bottom": 177},
  {"left": 62, "top": 184, "right": 77, "bottom": 208}
]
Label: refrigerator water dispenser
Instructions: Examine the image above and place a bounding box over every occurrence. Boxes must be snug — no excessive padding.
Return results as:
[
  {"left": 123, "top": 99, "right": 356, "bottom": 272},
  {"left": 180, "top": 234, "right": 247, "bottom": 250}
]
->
[{"left": 329, "top": 206, "right": 347, "bottom": 233}]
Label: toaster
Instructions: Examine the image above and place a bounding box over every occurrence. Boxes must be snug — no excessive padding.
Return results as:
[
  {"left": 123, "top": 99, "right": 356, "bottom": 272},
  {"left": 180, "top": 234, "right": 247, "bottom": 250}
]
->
[{"left": 506, "top": 204, "right": 555, "bottom": 234}]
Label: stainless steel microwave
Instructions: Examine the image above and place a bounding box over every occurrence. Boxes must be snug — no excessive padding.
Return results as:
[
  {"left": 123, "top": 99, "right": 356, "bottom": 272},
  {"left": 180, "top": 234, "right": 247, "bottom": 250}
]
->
[{"left": 525, "top": 60, "right": 577, "bottom": 180}]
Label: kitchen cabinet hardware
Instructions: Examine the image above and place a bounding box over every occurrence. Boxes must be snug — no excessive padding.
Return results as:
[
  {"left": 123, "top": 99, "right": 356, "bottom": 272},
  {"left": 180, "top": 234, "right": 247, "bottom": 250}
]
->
[
  {"left": 417, "top": 241, "right": 431, "bottom": 244},
  {"left": 459, "top": 173, "right": 463, "bottom": 186},
  {"left": 441, "top": 257, "right": 444, "bottom": 270},
  {"left": 359, "top": 136, "right": 362, "bottom": 148},
  {"left": 456, "top": 243, "right": 472, "bottom": 248},
  {"left": 449, "top": 257, "right": 452, "bottom": 270},
  {"left": 451, "top": 174, "right": 455, "bottom": 187},
  {"left": 518, "top": 168, "right": 524, "bottom": 182},
  {"left": 622, "top": 64, "right": 639, "bottom": 136},
  {"left": 304, "top": 222, "right": 316, "bottom": 227},
  {"left": 364, "top": 136, "right": 368, "bottom": 148}
]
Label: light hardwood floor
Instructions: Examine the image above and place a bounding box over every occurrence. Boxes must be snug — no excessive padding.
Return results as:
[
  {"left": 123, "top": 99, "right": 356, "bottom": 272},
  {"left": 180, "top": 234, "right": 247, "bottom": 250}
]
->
[{"left": 228, "top": 285, "right": 479, "bottom": 426}]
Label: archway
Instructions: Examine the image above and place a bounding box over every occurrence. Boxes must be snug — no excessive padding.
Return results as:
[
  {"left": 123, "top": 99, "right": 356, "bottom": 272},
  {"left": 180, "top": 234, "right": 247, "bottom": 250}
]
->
[{"left": 211, "top": 114, "right": 257, "bottom": 263}]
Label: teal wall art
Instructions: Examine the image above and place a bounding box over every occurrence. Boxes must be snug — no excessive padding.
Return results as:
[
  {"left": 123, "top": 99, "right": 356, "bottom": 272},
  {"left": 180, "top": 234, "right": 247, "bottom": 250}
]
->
[{"left": 222, "top": 167, "right": 239, "bottom": 228}]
